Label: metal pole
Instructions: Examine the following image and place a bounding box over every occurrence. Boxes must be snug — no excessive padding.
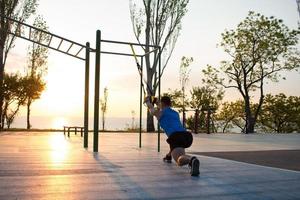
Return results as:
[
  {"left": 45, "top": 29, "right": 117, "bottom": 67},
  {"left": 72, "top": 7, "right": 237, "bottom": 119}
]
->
[
  {"left": 84, "top": 42, "right": 90, "bottom": 148},
  {"left": 94, "top": 30, "right": 101, "bottom": 152},
  {"left": 139, "top": 57, "right": 143, "bottom": 148},
  {"left": 100, "top": 39, "right": 158, "bottom": 48},
  {"left": 158, "top": 48, "right": 161, "bottom": 152}
]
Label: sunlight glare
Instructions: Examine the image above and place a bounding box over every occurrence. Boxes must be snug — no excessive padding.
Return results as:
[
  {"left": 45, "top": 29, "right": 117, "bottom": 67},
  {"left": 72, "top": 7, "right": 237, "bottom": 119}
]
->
[
  {"left": 49, "top": 134, "right": 68, "bottom": 166},
  {"left": 52, "top": 117, "right": 68, "bottom": 129}
]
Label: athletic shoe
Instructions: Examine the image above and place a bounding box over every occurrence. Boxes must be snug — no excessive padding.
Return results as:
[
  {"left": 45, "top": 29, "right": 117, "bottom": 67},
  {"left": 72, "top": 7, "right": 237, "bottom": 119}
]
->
[
  {"left": 189, "top": 157, "right": 200, "bottom": 176},
  {"left": 163, "top": 155, "right": 172, "bottom": 163}
]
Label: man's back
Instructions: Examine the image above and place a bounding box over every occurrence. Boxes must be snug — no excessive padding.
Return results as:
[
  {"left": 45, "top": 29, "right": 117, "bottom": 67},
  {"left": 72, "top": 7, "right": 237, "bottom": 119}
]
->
[{"left": 159, "top": 107, "right": 185, "bottom": 137}]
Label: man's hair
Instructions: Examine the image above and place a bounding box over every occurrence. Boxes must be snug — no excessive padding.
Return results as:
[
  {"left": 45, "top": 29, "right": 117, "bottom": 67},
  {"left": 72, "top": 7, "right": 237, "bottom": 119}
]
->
[{"left": 161, "top": 96, "right": 171, "bottom": 106}]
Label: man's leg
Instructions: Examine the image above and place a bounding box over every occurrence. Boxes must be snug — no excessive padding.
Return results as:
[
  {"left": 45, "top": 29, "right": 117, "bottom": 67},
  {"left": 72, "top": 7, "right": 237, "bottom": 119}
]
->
[
  {"left": 171, "top": 147, "right": 200, "bottom": 176},
  {"left": 163, "top": 148, "right": 172, "bottom": 163},
  {"left": 171, "top": 147, "right": 191, "bottom": 166}
]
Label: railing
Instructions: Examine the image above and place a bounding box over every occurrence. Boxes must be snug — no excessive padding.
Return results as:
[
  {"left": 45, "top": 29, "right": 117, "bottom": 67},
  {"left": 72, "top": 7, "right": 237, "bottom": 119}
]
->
[{"left": 63, "top": 126, "right": 84, "bottom": 137}]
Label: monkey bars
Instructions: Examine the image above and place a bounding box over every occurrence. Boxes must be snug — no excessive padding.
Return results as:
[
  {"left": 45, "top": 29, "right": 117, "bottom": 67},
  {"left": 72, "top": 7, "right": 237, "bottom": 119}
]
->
[{"left": 1, "top": 14, "right": 162, "bottom": 152}]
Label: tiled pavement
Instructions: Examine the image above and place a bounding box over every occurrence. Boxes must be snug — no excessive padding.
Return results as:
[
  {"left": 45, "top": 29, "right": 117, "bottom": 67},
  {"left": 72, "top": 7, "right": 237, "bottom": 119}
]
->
[{"left": 0, "top": 132, "right": 299, "bottom": 200}]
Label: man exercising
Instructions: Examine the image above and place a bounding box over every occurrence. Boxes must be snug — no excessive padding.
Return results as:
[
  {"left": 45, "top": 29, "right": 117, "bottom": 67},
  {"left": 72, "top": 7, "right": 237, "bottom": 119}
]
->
[{"left": 144, "top": 95, "right": 200, "bottom": 176}]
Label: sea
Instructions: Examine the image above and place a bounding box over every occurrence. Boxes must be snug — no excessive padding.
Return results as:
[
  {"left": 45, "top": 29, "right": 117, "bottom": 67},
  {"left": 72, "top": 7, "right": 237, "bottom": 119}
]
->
[{"left": 11, "top": 116, "right": 150, "bottom": 130}]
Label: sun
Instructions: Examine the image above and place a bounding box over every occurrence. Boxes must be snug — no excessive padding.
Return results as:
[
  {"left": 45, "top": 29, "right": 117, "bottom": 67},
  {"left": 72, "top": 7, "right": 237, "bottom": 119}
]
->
[{"left": 52, "top": 117, "right": 68, "bottom": 129}]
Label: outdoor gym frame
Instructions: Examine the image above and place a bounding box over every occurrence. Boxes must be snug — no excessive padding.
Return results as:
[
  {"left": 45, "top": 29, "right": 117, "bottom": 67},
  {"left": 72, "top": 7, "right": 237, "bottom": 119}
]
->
[{"left": 0, "top": 14, "right": 162, "bottom": 152}]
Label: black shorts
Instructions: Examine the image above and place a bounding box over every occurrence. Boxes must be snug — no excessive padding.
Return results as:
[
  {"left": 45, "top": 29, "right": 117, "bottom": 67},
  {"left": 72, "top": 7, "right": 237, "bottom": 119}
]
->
[{"left": 166, "top": 131, "right": 193, "bottom": 151}]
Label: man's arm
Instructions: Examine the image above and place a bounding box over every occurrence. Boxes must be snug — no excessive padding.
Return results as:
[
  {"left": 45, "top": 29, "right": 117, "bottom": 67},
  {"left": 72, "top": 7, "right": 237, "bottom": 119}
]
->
[{"left": 145, "top": 98, "right": 161, "bottom": 120}]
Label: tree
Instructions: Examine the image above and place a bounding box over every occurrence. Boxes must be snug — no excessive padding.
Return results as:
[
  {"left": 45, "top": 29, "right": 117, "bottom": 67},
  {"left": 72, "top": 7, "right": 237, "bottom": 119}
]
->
[
  {"left": 129, "top": 0, "right": 190, "bottom": 132},
  {"left": 100, "top": 87, "right": 108, "bottom": 131},
  {"left": 0, "top": 0, "right": 38, "bottom": 130},
  {"left": 203, "top": 11, "right": 300, "bottom": 133},
  {"left": 215, "top": 100, "right": 246, "bottom": 133},
  {"left": 163, "top": 88, "right": 183, "bottom": 111},
  {"left": 179, "top": 56, "right": 193, "bottom": 127},
  {"left": 2, "top": 73, "right": 26, "bottom": 128},
  {"left": 258, "top": 93, "right": 300, "bottom": 133},
  {"left": 23, "top": 74, "right": 45, "bottom": 129},
  {"left": 25, "top": 15, "right": 49, "bottom": 129},
  {"left": 188, "top": 86, "right": 223, "bottom": 133},
  {"left": 189, "top": 86, "right": 223, "bottom": 112}
]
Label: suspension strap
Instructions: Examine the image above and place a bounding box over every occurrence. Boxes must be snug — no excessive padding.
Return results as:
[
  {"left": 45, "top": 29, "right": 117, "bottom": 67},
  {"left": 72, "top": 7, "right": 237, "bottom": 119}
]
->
[{"left": 130, "top": 44, "right": 154, "bottom": 98}]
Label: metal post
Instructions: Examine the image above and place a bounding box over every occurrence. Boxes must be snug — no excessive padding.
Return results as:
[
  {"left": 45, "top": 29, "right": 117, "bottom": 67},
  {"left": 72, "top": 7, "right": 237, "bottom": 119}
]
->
[
  {"left": 68, "top": 127, "right": 70, "bottom": 137},
  {"left": 75, "top": 127, "right": 77, "bottom": 135},
  {"left": 139, "top": 57, "right": 143, "bottom": 148},
  {"left": 84, "top": 42, "right": 90, "bottom": 148},
  {"left": 93, "top": 30, "right": 101, "bottom": 152},
  {"left": 157, "top": 48, "right": 161, "bottom": 152}
]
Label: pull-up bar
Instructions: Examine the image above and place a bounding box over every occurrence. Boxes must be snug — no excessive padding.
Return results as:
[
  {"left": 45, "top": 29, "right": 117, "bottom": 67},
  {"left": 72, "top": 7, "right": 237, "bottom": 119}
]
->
[
  {"left": 92, "top": 30, "right": 162, "bottom": 152},
  {"left": 1, "top": 14, "right": 159, "bottom": 59},
  {"left": 1, "top": 14, "right": 162, "bottom": 153},
  {"left": 101, "top": 39, "right": 158, "bottom": 48}
]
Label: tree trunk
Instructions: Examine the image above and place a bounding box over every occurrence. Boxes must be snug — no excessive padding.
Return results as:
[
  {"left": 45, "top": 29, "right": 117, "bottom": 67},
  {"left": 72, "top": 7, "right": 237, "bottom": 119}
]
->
[
  {"left": 245, "top": 100, "right": 255, "bottom": 134},
  {"left": 0, "top": 47, "right": 4, "bottom": 130},
  {"left": 27, "top": 99, "right": 32, "bottom": 129},
  {"left": 102, "top": 112, "right": 105, "bottom": 131},
  {"left": 223, "top": 121, "right": 228, "bottom": 133},
  {"left": 144, "top": 1, "right": 156, "bottom": 132},
  {"left": 182, "top": 87, "right": 186, "bottom": 128},
  {"left": 206, "top": 110, "right": 211, "bottom": 134},
  {"left": 244, "top": 90, "right": 256, "bottom": 134},
  {"left": 2, "top": 102, "right": 8, "bottom": 129},
  {"left": 246, "top": 117, "right": 255, "bottom": 133}
]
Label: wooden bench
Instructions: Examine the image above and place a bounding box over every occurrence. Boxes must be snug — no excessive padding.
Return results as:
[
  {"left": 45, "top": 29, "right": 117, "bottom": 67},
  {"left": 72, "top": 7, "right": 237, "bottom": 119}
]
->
[{"left": 63, "top": 126, "right": 84, "bottom": 137}]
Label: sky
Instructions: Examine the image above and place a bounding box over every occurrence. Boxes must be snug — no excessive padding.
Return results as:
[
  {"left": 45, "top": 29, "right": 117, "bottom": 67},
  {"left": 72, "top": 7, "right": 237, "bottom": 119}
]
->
[{"left": 6, "top": 0, "right": 300, "bottom": 121}]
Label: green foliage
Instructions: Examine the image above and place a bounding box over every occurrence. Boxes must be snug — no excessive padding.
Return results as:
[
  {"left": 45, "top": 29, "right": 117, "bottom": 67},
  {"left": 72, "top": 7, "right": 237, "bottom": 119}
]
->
[
  {"left": 2, "top": 73, "right": 26, "bottom": 128},
  {"left": 27, "top": 15, "right": 49, "bottom": 77},
  {"left": 162, "top": 88, "right": 185, "bottom": 112},
  {"left": 189, "top": 86, "right": 223, "bottom": 111},
  {"left": 185, "top": 111, "right": 206, "bottom": 132},
  {"left": 23, "top": 74, "right": 45, "bottom": 102},
  {"left": 203, "top": 11, "right": 300, "bottom": 133},
  {"left": 179, "top": 56, "right": 193, "bottom": 90},
  {"left": 0, "top": 0, "right": 39, "bottom": 129},
  {"left": 258, "top": 93, "right": 300, "bottom": 133},
  {"left": 0, "top": 0, "right": 39, "bottom": 63},
  {"left": 215, "top": 100, "right": 245, "bottom": 133},
  {"left": 1, "top": 72, "right": 44, "bottom": 129},
  {"left": 186, "top": 86, "right": 223, "bottom": 133},
  {"left": 163, "top": 89, "right": 184, "bottom": 111}
]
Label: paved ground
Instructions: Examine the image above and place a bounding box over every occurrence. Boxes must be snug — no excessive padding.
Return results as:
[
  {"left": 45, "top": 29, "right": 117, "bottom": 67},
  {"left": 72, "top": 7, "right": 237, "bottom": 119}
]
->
[
  {"left": 0, "top": 132, "right": 300, "bottom": 200},
  {"left": 192, "top": 150, "right": 300, "bottom": 171}
]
